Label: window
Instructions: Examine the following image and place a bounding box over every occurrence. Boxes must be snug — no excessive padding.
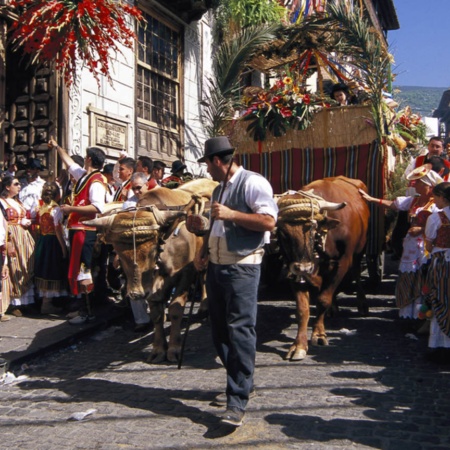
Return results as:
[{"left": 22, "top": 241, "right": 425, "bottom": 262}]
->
[{"left": 137, "top": 13, "right": 181, "bottom": 132}]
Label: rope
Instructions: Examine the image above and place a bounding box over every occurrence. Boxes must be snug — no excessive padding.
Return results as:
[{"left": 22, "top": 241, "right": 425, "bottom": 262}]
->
[{"left": 278, "top": 197, "right": 325, "bottom": 223}]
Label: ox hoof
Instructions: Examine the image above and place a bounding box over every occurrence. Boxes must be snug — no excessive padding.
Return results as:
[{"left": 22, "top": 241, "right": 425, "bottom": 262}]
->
[
  {"left": 311, "top": 335, "right": 329, "bottom": 346},
  {"left": 167, "top": 347, "right": 181, "bottom": 363},
  {"left": 285, "top": 347, "right": 307, "bottom": 361},
  {"left": 290, "top": 349, "right": 307, "bottom": 361},
  {"left": 147, "top": 352, "right": 166, "bottom": 364}
]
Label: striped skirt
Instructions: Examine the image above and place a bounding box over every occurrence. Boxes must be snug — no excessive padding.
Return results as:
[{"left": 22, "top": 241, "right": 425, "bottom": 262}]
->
[
  {"left": 395, "top": 270, "right": 422, "bottom": 310},
  {"left": 426, "top": 252, "right": 450, "bottom": 337},
  {"left": 7, "top": 223, "right": 35, "bottom": 305}
]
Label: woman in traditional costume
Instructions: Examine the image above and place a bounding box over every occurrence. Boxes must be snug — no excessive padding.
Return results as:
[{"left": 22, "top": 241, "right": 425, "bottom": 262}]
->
[
  {"left": 0, "top": 176, "right": 35, "bottom": 316},
  {"left": 424, "top": 182, "right": 450, "bottom": 361},
  {"left": 0, "top": 212, "right": 10, "bottom": 321},
  {"left": 34, "top": 182, "right": 68, "bottom": 314},
  {"left": 360, "top": 164, "right": 443, "bottom": 319}
]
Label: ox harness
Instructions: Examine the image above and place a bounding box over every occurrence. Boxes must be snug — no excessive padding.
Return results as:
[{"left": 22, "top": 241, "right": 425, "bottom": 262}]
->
[
  {"left": 276, "top": 190, "right": 331, "bottom": 284},
  {"left": 102, "top": 196, "right": 209, "bottom": 297}
]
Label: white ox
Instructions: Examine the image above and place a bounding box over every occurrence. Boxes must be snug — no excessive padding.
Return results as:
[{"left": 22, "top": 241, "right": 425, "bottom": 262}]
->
[{"left": 84, "top": 179, "right": 217, "bottom": 363}]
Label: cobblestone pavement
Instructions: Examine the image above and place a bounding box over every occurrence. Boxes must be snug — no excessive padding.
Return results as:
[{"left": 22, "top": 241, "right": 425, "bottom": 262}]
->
[{"left": 1, "top": 262, "right": 450, "bottom": 450}]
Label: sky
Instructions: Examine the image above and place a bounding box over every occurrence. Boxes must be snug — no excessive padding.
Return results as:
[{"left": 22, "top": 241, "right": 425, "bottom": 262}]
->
[{"left": 389, "top": 0, "right": 449, "bottom": 87}]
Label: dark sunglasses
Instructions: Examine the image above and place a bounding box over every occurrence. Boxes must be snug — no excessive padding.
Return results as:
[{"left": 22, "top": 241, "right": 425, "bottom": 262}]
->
[
  {"left": 12, "top": 182, "right": 20, "bottom": 186},
  {"left": 132, "top": 185, "right": 143, "bottom": 191}
]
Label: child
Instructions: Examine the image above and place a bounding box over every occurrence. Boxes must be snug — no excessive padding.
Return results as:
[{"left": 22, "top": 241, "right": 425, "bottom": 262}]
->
[
  {"left": 34, "top": 182, "right": 68, "bottom": 314},
  {"left": 424, "top": 181, "right": 450, "bottom": 362}
]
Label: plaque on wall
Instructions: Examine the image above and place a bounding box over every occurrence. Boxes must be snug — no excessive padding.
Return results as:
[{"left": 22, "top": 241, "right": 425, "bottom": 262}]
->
[{"left": 88, "top": 106, "right": 130, "bottom": 159}]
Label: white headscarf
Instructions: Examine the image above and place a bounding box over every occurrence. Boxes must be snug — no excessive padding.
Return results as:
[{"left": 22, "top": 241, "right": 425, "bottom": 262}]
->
[{"left": 420, "top": 170, "right": 444, "bottom": 187}]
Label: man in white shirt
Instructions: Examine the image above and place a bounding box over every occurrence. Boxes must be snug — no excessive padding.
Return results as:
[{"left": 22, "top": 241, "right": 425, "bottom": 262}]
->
[
  {"left": 123, "top": 172, "right": 149, "bottom": 209},
  {"left": 18, "top": 158, "right": 46, "bottom": 213},
  {"left": 48, "top": 138, "right": 107, "bottom": 324}
]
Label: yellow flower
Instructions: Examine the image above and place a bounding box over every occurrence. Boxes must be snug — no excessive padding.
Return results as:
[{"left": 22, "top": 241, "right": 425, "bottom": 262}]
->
[{"left": 283, "top": 76, "right": 293, "bottom": 85}]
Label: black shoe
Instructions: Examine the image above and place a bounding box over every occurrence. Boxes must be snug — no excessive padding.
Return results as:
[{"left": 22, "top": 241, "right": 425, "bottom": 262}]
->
[
  {"left": 211, "top": 389, "right": 256, "bottom": 407},
  {"left": 220, "top": 407, "right": 245, "bottom": 427},
  {"left": 134, "top": 322, "right": 152, "bottom": 333}
]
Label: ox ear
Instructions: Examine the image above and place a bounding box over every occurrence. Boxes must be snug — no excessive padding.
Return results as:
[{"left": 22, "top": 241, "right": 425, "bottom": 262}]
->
[{"left": 323, "top": 217, "right": 340, "bottom": 231}]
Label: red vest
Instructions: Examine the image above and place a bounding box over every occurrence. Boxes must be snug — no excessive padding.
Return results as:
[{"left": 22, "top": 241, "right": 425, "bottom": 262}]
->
[
  {"left": 146, "top": 178, "right": 158, "bottom": 190},
  {"left": 67, "top": 171, "right": 105, "bottom": 230},
  {"left": 114, "top": 179, "right": 131, "bottom": 201},
  {"left": 435, "top": 212, "right": 450, "bottom": 248},
  {"left": 414, "top": 154, "right": 450, "bottom": 181}
]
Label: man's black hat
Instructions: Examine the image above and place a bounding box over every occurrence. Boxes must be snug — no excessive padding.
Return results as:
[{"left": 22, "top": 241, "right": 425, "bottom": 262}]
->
[
  {"left": 171, "top": 160, "right": 187, "bottom": 174},
  {"left": 198, "top": 136, "right": 235, "bottom": 163},
  {"left": 28, "top": 158, "right": 45, "bottom": 170}
]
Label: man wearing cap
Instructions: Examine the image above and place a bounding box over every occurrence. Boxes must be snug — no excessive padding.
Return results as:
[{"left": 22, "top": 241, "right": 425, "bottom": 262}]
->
[
  {"left": 194, "top": 136, "right": 277, "bottom": 427},
  {"left": 360, "top": 164, "right": 442, "bottom": 322},
  {"left": 18, "top": 158, "right": 46, "bottom": 214},
  {"left": 162, "top": 160, "right": 186, "bottom": 189}
]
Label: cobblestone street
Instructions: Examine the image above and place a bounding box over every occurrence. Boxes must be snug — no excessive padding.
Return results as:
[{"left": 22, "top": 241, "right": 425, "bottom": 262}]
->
[{"left": 1, "top": 261, "right": 450, "bottom": 449}]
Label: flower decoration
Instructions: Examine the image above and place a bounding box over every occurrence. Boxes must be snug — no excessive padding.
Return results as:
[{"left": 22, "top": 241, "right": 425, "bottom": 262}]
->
[
  {"left": 241, "top": 76, "right": 330, "bottom": 141},
  {"left": 393, "top": 106, "right": 427, "bottom": 146},
  {"left": 9, "top": 0, "right": 144, "bottom": 87}
]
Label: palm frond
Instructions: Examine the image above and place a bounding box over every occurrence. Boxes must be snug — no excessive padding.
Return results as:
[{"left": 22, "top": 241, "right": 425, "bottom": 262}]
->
[{"left": 215, "top": 23, "right": 280, "bottom": 94}]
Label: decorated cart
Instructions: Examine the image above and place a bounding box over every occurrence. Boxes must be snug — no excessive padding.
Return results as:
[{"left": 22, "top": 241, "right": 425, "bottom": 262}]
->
[{"left": 227, "top": 104, "right": 387, "bottom": 279}]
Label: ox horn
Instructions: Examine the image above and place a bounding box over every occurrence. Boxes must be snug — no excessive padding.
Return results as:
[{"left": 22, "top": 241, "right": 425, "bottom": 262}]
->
[
  {"left": 82, "top": 214, "right": 116, "bottom": 229},
  {"left": 318, "top": 200, "right": 347, "bottom": 211}
]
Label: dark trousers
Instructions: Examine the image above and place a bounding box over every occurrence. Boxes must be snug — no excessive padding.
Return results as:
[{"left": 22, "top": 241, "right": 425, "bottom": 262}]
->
[{"left": 206, "top": 262, "right": 260, "bottom": 411}]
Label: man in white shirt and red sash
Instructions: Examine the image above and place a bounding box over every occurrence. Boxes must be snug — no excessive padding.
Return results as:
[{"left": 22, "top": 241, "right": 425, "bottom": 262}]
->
[
  {"left": 49, "top": 139, "right": 107, "bottom": 324},
  {"left": 405, "top": 136, "right": 450, "bottom": 179},
  {"left": 113, "top": 157, "right": 135, "bottom": 202}
]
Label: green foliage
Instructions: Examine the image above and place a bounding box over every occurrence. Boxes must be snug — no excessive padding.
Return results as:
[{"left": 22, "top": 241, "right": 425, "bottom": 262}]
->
[
  {"left": 200, "top": 24, "right": 279, "bottom": 137},
  {"left": 386, "top": 157, "right": 409, "bottom": 200},
  {"left": 214, "top": 0, "right": 286, "bottom": 42}
]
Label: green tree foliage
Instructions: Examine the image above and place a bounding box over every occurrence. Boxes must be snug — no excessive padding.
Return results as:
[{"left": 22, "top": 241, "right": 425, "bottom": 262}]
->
[{"left": 213, "top": 0, "right": 286, "bottom": 43}]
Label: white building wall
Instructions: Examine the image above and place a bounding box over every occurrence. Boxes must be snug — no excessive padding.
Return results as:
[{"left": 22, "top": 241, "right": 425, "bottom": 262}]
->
[
  {"left": 67, "top": 7, "right": 213, "bottom": 173},
  {"left": 68, "top": 43, "right": 135, "bottom": 162},
  {"left": 183, "top": 16, "right": 212, "bottom": 176}
]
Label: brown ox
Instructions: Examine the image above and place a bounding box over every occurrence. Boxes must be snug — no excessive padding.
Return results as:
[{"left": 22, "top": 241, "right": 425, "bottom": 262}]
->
[
  {"left": 276, "top": 176, "right": 370, "bottom": 361},
  {"left": 84, "top": 179, "right": 217, "bottom": 363}
]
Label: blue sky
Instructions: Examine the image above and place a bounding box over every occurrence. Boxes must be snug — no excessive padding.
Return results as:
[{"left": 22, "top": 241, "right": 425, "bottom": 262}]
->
[{"left": 390, "top": 0, "right": 449, "bottom": 87}]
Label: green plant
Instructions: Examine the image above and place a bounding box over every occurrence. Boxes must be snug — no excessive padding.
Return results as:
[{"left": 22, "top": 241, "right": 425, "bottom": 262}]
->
[
  {"left": 241, "top": 75, "right": 331, "bottom": 141},
  {"left": 214, "top": 0, "right": 286, "bottom": 43},
  {"left": 200, "top": 24, "right": 280, "bottom": 137}
]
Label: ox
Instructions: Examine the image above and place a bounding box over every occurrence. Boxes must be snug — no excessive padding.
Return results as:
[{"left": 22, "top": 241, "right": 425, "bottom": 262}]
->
[
  {"left": 276, "top": 176, "right": 370, "bottom": 361},
  {"left": 84, "top": 179, "right": 217, "bottom": 363}
]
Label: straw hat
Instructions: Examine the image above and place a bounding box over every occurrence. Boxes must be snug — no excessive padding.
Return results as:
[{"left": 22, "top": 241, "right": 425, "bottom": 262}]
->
[{"left": 406, "top": 163, "right": 444, "bottom": 186}]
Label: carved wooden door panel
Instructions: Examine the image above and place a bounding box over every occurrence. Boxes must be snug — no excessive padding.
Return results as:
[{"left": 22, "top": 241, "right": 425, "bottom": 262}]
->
[{"left": 3, "top": 51, "right": 56, "bottom": 178}]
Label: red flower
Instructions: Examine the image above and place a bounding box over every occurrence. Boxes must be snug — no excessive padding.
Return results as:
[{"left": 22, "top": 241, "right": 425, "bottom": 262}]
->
[
  {"left": 280, "top": 108, "right": 292, "bottom": 118},
  {"left": 9, "top": 0, "right": 144, "bottom": 87},
  {"left": 303, "top": 94, "right": 311, "bottom": 104}
]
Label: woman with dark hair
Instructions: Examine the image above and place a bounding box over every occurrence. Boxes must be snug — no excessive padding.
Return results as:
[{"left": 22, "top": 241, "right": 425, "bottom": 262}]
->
[
  {"left": 34, "top": 182, "right": 68, "bottom": 314},
  {"left": 424, "top": 182, "right": 450, "bottom": 361},
  {"left": 0, "top": 176, "right": 35, "bottom": 316},
  {"left": 330, "top": 82, "right": 358, "bottom": 106}
]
